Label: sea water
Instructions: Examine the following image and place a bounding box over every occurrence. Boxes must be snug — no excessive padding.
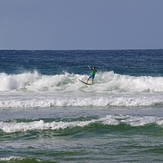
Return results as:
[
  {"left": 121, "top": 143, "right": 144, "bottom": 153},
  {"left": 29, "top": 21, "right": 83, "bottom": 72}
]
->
[{"left": 0, "top": 50, "right": 163, "bottom": 162}]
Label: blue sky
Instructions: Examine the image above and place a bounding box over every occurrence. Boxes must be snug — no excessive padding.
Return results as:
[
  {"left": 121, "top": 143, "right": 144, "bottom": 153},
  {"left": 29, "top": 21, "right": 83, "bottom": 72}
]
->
[{"left": 0, "top": 0, "right": 163, "bottom": 50}]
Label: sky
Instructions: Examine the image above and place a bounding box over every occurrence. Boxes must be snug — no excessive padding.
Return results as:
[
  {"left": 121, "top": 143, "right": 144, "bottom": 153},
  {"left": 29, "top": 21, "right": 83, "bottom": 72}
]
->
[{"left": 0, "top": 0, "right": 163, "bottom": 50}]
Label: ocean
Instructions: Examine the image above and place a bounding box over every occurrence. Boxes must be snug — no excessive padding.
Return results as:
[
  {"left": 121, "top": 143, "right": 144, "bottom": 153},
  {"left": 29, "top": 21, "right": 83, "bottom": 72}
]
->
[{"left": 0, "top": 50, "right": 163, "bottom": 163}]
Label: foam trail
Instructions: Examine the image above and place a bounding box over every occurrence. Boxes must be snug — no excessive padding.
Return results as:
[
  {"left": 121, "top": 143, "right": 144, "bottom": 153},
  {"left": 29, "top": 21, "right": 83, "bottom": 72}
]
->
[
  {"left": 0, "top": 115, "right": 163, "bottom": 133},
  {"left": 1, "top": 71, "right": 163, "bottom": 93},
  {"left": 0, "top": 93, "right": 163, "bottom": 108}
]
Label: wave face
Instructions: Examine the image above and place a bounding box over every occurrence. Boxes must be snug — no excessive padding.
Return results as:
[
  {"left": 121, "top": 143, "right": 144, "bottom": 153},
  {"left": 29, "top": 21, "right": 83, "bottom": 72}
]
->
[{"left": 1, "top": 71, "right": 163, "bottom": 93}]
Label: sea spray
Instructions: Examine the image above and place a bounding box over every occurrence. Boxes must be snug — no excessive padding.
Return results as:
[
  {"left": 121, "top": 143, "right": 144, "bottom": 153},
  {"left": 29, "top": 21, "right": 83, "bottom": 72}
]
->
[{"left": 1, "top": 71, "right": 163, "bottom": 93}]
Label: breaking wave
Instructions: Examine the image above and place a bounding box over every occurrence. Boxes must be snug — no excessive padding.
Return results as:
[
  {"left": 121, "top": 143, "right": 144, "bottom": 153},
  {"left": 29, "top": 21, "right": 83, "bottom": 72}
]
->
[
  {"left": 0, "top": 115, "right": 163, "bottom": 133},
  {"left": 0, "top": 71, "right": 163, "bottom": 93},
  {"left": 0, "top": 157, "right": 51, "bottom": 163},
  {"left": 0, "top": 71, "right": 163, "bottom": 108}
]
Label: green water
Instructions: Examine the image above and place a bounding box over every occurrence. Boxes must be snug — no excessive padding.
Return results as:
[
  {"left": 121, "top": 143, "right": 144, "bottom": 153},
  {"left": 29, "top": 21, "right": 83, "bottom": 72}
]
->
[{"left": 0, "top": 107, "right": 163, "bottom": 163}]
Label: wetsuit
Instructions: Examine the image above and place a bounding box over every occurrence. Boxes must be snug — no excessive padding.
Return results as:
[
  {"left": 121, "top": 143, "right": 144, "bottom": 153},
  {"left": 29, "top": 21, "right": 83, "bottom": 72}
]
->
[{"left": 88, "top": 69, "right": 97, "bottom": 79}]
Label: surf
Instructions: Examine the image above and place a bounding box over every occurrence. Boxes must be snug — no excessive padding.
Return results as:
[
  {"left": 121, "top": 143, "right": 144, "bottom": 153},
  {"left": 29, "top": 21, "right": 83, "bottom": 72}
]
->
[
  {"left": 0, "top": 115, "right": 163, "bottom": 133},
  {"left": 0, "top": 71, "right": 163, "bottom": 93},
  {"left": 0, "top": 92, "right": 163, "bottom": 108}
]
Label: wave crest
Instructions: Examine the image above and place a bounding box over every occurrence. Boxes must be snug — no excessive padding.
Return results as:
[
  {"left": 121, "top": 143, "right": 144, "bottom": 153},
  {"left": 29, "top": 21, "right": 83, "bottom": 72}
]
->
[
  {"left": 0, "top": 115, "right": 163, "bottom": 133},
  {"left": 0, "top": 71, "right": 163, "bottom": 93}
]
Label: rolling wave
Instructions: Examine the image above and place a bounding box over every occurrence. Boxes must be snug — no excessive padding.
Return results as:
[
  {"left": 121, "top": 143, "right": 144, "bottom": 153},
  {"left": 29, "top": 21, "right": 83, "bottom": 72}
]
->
[
  {"left": 0, "top": 115, "right": 163, "bottom": 133},
  {"left": 0, "top": 157, "right": 52, "bottom": 163},
  {"left": 0, "top": 71, "right": 163, "bottom": 93},
  {"left": 1, "top": 71, "right": 163, "bottom": 108}
]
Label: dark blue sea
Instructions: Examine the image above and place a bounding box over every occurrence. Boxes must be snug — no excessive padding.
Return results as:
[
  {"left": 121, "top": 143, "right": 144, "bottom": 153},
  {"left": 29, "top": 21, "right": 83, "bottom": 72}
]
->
[{"left": 0, "top": 50, "right": 163, "bottom": 163}]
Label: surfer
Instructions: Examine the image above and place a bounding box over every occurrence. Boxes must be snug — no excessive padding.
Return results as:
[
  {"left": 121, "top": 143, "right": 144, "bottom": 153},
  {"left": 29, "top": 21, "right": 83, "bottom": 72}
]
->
[{"left": 86, "top": 66, "right": 97, "bottom": 84}]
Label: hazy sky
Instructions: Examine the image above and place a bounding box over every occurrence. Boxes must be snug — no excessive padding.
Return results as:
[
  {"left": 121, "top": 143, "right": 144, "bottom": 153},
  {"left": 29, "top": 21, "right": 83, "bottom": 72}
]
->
[{"left": 0, "top": 0, "right": 163, "bottom": 50}]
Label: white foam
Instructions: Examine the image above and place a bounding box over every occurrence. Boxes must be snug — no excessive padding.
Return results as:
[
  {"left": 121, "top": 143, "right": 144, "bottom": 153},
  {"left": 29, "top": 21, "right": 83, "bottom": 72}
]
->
[
  {"left": 0, "top": 93, "right": 162, "bottom": 108},
  {"left": 0, "top": 156, "right": 41, "bottom": 162},
  {"left": 0, "top": 119, "right": 96, "bottom": 133},
  {"left": 0, "top": 71, "right": 163, "bottom": 93},
  {"left": 0, "top": 156, "right": 23, "bottom": 161},
  {"left": 0, "top": 115, "right": 163, "bottom": 133},
  {"left": 1, "top": 71, "right": 163, "bottom": 108}
]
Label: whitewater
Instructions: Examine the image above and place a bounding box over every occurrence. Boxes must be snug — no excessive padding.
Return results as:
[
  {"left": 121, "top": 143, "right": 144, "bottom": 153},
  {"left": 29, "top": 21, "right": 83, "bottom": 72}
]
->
[
  {"left": 0, "top": 71, "right": 163, "bottom": 108},
  {"left": 1, "top": 71, "right": 163, "bottom": 93},
  {"left": 1, "top": 115, "right": 163, "bottom": 133}
]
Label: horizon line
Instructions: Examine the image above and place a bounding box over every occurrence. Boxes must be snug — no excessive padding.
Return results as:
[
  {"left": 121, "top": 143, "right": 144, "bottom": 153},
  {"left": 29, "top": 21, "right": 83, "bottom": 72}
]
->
[{"left": 0, "top": 48, "right": 163, "bottom": 51}]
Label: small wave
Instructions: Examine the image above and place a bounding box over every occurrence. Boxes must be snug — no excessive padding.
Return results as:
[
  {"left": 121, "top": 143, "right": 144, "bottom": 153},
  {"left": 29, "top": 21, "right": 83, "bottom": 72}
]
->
[
  {"left": 0, "top": 71, "right": 163, "bottom": 93},
  {"left": 0, "top": 156, "right": 23, "bottom": 161},
  {"left": 0, "top": 157, "right": 53, "bottom": 163},
  {"left": 0, "top": 115, "right": 163, "bottom": 133}
]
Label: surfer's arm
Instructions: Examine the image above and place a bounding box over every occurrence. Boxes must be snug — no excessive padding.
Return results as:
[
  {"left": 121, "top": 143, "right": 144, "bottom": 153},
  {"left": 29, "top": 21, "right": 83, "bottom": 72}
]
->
[{"left": 88, "top": 66, "right": 92, "bottom": 70}]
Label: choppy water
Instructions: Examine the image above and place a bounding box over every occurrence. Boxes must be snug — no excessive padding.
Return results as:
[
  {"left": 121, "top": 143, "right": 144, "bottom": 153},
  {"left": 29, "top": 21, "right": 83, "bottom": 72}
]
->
[{"left": 0, "top": 50, "right": 163, "bottom": 162}]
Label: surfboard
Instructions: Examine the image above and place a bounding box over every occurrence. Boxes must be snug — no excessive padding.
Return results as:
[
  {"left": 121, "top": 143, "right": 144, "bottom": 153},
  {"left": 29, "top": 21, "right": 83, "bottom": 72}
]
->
[{"left": 79, "top": 79, "right": 92, "bottom": 85}]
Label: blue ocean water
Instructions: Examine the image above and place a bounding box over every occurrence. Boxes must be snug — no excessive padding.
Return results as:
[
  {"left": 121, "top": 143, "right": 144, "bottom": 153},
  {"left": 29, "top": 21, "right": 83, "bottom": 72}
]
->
[
  {"left": 0, "top": 50, "right": 163, "bottom": 163},
  {"left": 1, "top": 50, "right": 163, "bottom": 76}
]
